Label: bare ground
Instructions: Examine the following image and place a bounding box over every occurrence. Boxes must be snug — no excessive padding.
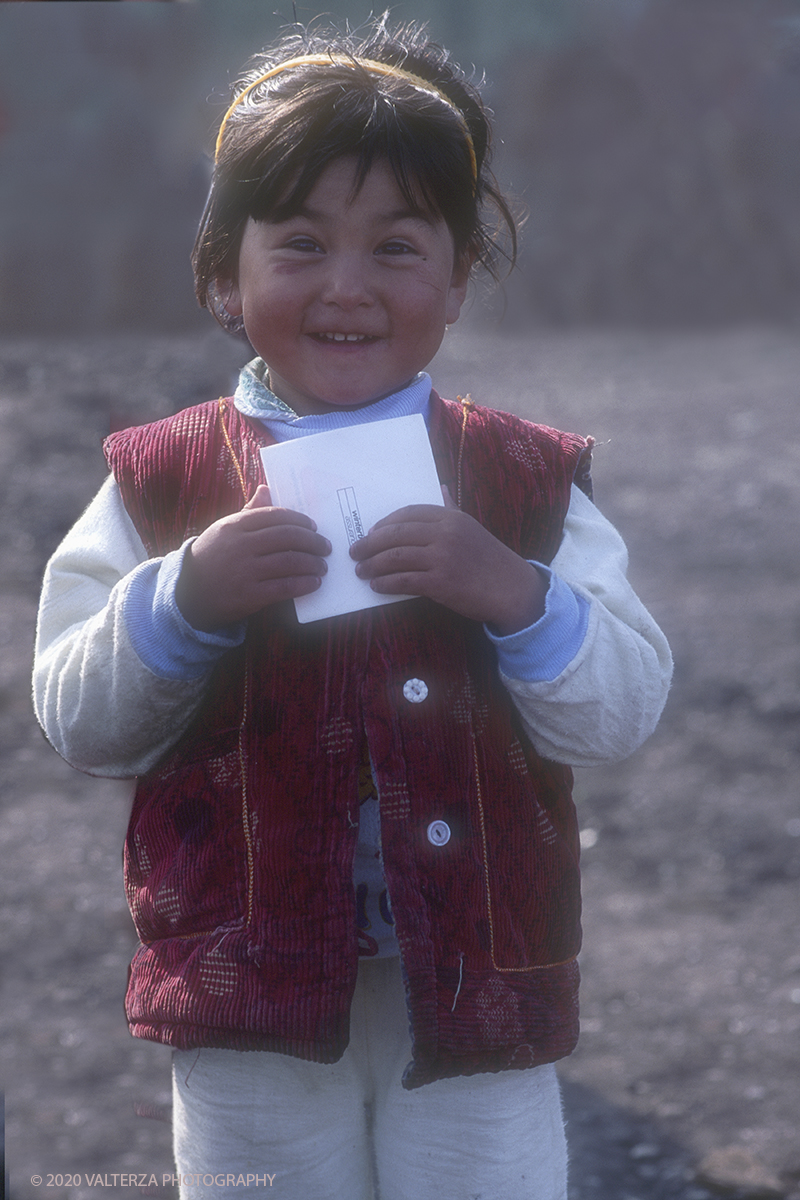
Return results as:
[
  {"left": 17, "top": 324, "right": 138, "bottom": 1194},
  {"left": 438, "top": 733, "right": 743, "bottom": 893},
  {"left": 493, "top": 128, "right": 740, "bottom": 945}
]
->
[{"left": 1, "top": 324, "right": 799, "bottom": 1200}]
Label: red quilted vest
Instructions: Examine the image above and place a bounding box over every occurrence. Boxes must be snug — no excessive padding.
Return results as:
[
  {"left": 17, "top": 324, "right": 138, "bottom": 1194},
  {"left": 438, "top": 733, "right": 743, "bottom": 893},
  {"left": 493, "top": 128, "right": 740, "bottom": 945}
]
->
[{"left": 105, "top": 391, "right": 590, "bottom": 1088}]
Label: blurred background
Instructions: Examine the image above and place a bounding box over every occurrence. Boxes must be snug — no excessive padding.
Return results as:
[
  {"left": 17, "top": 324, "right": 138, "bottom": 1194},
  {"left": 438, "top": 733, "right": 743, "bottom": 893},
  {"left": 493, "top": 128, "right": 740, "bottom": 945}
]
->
[
  {"left": 3, "top": 0, "right": 800, "bottom": 333},
  {"left": 3, "top": 4, "right": 800, "bottom": 1200}
]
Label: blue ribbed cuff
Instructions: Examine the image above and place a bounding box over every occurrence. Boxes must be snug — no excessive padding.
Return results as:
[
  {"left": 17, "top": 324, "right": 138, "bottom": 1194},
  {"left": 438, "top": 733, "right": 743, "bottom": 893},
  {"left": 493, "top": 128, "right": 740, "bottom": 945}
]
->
[
  {"left": 123, "top": 544, "right": 246, "bottom": 681},
  {"left": 485, "top": 565, "right": 591, "bottom": 683}
]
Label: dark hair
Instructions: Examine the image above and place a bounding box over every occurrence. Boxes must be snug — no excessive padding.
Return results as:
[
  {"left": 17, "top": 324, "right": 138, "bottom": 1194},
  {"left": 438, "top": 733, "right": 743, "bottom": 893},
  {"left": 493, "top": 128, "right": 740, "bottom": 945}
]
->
[{"left": 192, "top": 15, "right": 518, "bottom": 332}]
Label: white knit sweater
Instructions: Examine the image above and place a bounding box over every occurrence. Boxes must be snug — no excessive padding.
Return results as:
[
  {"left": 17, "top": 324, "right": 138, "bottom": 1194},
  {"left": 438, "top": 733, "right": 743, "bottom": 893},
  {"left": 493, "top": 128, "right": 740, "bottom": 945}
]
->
[{"left": 33, "top": 473, "right": 672, "bottom": 778}]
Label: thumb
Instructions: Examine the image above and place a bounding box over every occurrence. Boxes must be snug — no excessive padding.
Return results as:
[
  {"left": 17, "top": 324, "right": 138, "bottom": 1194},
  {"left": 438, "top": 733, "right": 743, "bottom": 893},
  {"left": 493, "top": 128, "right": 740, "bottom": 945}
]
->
[
  {"left": 244, "top": 483, "right": 273, "bottom": 510},
  {"left": 441, "top": 483, "right": 458, "bottom": 510}
]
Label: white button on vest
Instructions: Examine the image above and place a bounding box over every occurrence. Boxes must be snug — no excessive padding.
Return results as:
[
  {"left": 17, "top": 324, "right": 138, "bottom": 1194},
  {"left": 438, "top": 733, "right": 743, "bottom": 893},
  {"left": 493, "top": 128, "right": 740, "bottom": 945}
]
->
[
  {"left": 427, "top": 820, "right": 451, "bottom": 847},
  {"left": 403, "top": 678, "right": 428, "bottom": 703}
]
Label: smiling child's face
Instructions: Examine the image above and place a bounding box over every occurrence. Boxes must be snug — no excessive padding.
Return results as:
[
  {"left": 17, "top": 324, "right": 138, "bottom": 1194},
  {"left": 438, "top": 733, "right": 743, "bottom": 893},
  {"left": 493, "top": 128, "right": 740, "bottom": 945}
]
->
[{"left": 221, "top": 157, "right": 471, "bottom": 416}]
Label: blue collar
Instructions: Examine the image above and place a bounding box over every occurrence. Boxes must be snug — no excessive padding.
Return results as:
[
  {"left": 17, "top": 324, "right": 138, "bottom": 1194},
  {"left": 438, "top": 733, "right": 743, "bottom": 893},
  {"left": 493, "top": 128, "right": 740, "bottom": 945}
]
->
[{"left": 233, "top": 358, "right": 433, "bottom": 442}]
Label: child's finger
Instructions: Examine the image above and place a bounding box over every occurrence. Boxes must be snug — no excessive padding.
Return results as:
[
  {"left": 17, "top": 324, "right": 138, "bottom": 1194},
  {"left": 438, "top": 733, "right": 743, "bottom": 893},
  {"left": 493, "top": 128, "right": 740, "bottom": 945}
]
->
[
  {"left": 353, "top": 542, "right": 435, "bottom": 585},
  {"left": 253, "top": 548, "right": 330, "bottom": 582},
  {"left": 235, "top": 504, "right": 321, "bottom": 537},
  {"left": 350, "top": 510, "right": 445, "bottom": 560},
  {"left": 243, "top": 485, "right": 320, "bottom": 533},
  {"left": 361, "top": 570, "right": 426, "bottom": 596},
  {"left": 366, "top": 503, "right": 445, "bottom": 533},
  {"left": 242, "top": 521, "right": 331, "bottom": 562},
  {"left": 244, "top": 483, "right": 273, "bottom": 509}
]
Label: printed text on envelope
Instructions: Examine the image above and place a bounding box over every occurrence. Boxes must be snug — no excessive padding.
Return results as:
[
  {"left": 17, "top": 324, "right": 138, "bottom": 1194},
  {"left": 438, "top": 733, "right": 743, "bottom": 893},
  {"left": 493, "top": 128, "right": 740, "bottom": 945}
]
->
[{"left": 338, "top": 487, "right": 366, "bottom": 546}]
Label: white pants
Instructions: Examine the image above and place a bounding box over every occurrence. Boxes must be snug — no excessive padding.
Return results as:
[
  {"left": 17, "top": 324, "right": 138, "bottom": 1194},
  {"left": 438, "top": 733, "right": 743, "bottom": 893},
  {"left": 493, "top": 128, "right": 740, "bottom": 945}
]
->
[{"left": 172, "top": 956, "right": 568, "bottom": 1200}]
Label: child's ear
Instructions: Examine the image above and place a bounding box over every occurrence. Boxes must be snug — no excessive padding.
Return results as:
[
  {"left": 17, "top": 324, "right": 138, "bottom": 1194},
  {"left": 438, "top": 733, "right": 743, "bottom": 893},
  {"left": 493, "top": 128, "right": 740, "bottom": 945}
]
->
[
  {"left": 445, "top": 249, "right": 475, "bottom": 325},
  {"left": 216, "top": 276, "right": 243, "bottom": 318}
]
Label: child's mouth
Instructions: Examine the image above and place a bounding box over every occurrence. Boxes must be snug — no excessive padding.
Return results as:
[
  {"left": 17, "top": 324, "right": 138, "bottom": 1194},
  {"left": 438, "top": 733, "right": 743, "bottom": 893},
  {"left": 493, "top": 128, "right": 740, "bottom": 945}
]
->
[{"left": 312, "top": 332, "right": 377, "bottom": 344}]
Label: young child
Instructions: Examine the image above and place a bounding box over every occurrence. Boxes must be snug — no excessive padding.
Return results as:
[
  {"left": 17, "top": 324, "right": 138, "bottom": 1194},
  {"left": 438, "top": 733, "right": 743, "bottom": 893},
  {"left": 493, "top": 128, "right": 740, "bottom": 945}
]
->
[{"left": 33, "top": 19, "right": 672, "bottom": 1200}]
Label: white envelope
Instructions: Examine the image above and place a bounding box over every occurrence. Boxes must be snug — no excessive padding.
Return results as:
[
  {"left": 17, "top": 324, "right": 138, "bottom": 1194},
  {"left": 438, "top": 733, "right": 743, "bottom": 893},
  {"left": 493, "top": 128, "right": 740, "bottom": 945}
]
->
[{"left": 260, "top": 415, "right": 444, "bottom": 622}]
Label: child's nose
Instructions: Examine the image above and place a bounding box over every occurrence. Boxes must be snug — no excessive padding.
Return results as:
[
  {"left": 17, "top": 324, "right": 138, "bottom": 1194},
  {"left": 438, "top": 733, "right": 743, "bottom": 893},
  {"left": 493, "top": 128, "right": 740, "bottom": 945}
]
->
[{"left": 320, "top": 254, "right": 372, "bottom": 308}]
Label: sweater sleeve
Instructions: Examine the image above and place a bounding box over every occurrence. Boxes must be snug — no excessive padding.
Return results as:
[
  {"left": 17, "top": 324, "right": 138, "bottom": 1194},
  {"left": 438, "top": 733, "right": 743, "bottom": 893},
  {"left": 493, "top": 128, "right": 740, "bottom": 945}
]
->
[
  {"left": 494, "top": 485, "right": 673, "bottom": 767},
  {"left": 32, "top": 475, "right": 224, "bottom": 778}
]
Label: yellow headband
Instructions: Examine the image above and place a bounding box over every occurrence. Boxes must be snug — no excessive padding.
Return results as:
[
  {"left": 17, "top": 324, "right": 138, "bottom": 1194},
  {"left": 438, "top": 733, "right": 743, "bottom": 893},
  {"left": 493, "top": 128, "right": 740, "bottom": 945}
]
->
[{"left": 214, "top": 53, "right": 478, "bottom": 181}]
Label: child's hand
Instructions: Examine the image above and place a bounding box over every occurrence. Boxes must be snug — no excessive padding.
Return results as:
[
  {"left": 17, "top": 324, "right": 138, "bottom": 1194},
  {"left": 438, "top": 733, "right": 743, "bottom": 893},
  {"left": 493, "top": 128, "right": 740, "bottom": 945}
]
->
[
  {"left": 349, "top": 488, "right": 547, "bottom": 635},
  {"left": 175, "top": 485, "right": 331, "bottom": 631}
]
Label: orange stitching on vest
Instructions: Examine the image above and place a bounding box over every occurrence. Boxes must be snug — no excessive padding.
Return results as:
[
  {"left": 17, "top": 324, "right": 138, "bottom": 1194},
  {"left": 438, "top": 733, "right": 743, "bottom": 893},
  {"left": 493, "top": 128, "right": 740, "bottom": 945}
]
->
[
  {"left": 217, "top": 397, "right": 249, "bottom": 502},
  {"left": 471, "top": 730, "right": 577, "bottom": 973},
  {"left": 217, "top": 397, "right": 255, "bottom": 923},
  {"left": 456, "top": 394, "right": 474, "bottom": 509}
]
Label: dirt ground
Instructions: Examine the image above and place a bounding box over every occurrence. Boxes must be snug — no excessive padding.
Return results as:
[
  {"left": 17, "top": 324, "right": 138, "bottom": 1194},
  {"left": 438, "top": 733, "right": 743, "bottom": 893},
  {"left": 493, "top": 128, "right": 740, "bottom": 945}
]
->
[{"left": 1, "top": 323, "right": 799, "bottom": 1200}]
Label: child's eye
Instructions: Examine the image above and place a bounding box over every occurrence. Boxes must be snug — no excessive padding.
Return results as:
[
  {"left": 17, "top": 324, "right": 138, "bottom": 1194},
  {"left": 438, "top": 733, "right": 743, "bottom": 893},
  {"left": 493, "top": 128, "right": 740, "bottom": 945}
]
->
[
  {"left": 377, "top": 241, "right": 416, "bottom": 257},
  {"left": 285, "top": 236, "right": 322, "bottom": 253}
]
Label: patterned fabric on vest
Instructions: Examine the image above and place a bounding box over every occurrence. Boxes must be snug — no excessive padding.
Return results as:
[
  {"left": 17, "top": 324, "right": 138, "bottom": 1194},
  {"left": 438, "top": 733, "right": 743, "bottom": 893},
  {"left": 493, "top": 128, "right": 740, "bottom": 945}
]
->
[{"left": 104, "top": 392, "right": 591, "bottom": 1088}]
